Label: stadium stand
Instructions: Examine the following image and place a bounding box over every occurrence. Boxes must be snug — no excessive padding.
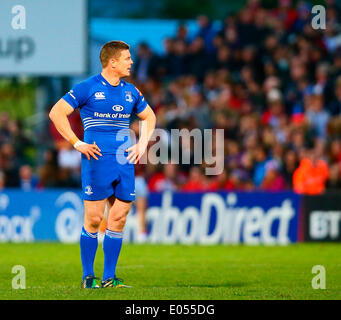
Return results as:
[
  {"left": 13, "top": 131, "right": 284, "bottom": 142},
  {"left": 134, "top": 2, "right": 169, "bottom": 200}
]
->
[{"left": 1, "top": 0, "right": 341, "bottom": 194}]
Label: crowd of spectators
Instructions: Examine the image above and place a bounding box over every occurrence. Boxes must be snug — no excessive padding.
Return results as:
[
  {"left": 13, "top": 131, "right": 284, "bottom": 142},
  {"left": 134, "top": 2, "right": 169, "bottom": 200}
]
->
[
  {"left": 131, "top": 0, "right": 341, "bottom": 195},
  {"left": 2, "top": 0, "right": 341, "bottom": 195},
  {"left": 0, "top": 110, "right": 81, "bottom": 190}
]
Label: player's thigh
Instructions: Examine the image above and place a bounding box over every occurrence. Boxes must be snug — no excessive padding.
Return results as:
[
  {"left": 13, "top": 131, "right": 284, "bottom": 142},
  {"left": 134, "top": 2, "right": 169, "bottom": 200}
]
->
[
  {"left": 84, "top": 199, "right": 107, "bottom": 225},
  {"left": 107, "top": 197, "right": 132, "bottom": 222},
  {"left": 115, "top": 160, "right": 135, "bottom": 202}
]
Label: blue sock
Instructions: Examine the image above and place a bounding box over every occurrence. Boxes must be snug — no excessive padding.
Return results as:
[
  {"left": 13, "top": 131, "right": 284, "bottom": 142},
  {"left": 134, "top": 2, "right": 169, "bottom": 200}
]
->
[
  {"left": 80, "top": 226, "right": 98, "bottom": 280},
  {"left": 102, "top": 229, "right": 123, "bottom": 281}
]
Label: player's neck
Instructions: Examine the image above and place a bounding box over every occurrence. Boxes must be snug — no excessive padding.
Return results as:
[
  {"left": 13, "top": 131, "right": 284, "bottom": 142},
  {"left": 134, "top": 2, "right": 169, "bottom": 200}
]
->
[{"left": 101, "top": 70, "right": 120, "bottom": 87}]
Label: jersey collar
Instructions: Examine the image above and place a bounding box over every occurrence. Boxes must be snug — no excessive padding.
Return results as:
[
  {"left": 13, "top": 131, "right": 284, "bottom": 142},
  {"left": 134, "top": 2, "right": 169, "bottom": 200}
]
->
[{"left": 99, "top": 73, "right": 122, "bottom": 88}]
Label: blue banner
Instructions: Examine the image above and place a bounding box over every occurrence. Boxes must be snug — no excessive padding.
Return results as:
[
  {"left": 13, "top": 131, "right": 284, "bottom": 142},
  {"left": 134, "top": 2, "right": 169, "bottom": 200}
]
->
[
  {"left": 0, "top": 189, "right": 84, "bottom": 242},
  {"left": 0, "top": 190, "right": 301, "bottom": 244}
]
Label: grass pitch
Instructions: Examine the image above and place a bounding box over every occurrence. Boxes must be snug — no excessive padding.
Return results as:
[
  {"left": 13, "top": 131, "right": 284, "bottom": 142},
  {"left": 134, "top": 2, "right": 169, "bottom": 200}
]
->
[{"left": 0, "top": 243, "right": 340, "bottom": 300}]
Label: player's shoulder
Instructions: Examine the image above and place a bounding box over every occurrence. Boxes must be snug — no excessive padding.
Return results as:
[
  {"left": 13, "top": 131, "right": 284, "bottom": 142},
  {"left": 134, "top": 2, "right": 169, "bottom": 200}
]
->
[{"left": 71, "top": 74, "right": 103, "bottom": 96}]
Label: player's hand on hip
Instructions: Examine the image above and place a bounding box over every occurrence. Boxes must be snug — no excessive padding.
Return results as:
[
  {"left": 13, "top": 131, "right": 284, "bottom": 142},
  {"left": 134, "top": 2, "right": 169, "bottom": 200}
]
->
[
  {"left": 126, "top": 142, "right": 147, "bottom": 164},
  {"left": 75, "top": 141, "right": 102, "bottom": 160}
]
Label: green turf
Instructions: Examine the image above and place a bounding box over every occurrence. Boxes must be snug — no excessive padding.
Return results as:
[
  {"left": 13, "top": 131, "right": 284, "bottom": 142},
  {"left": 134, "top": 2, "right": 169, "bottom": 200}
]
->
[{"left": 0, "top": 243, "right": 340, "bottom": 300}]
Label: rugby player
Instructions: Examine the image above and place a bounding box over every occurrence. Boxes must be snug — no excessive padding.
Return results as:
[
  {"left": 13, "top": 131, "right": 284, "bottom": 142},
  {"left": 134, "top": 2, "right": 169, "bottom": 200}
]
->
[{"left": 49, "top": 41, "right": 156, "bottom": 289}]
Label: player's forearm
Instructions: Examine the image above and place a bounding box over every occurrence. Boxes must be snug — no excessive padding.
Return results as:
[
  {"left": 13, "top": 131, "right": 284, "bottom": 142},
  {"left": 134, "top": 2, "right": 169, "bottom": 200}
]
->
[
  {"left": 138, "top": 113, "right": 156, "bottom": 147},
  {"left": 49, "top": 109, "right": 79, "bottom": 146}
]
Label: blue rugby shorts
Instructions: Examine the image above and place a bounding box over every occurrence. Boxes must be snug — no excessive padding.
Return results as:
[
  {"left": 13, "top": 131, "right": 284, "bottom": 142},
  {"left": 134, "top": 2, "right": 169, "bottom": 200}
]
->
[{"left": 81, "top": 152, "right": 135, "bottom": 201}]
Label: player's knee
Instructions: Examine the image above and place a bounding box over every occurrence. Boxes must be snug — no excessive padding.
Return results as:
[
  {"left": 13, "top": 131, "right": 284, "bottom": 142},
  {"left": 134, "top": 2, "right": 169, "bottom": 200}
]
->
[
  {"left": 119, "top": 214, "right": 127, "bottom": 226},
  {"left": 115, "top": 213, "right": 127, "bottom": 225},
  {"left": 87, "top": 215, "right": 102, "bottom": 229},
  {"left": 111, "top": 211, "right": 128, "bottom": 228}
]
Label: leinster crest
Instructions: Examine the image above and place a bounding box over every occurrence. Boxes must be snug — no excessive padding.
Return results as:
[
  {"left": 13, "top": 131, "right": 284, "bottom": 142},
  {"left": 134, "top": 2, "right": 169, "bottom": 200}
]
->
[{"left": 125, "top": 91, "right": 133, "bottom": 103}]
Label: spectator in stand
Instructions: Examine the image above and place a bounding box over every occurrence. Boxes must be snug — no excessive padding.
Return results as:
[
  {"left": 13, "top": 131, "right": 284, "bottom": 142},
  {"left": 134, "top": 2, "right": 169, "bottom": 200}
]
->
[
  {"left": 171, "top": 39, "right": 188, "bottom": 78},
  {"left": 0, "top": 143, "right": 20, "bottom": 187},
  {"left": 328, "top": 139, "right": 341, "bottom": 163},
  {"left": 38, "top": 149, "right": 60, "bottom": 188},
  {"left": 7, "top": 119, "right": 34, "bottom": 164},
  {"left": 203, "top": 71, "right": 221, "bottom": 102},
  {"left": 133, "top": 42, "right": 160, "bottom": 83},
  {"left": 253, "top": 8, "right": 272, "bottom": 44},
  {"left": 0, "top": 112, "right": 10, "bottom": 145},
  {"left": 148, "top": 163, "right": 184, "bottom": 192},
  {"left": 57, "top": 142, "right": 81, "bottom": 169},
  {"left": 289, "top": 128, "right": 307, "bottom": 153},
  {"left": 269, "top": 0, "right": 298, "bottom": 32},
  {"left": 305, "top": 88, "right": 330, "bottom": 139},
  {"left": 262, "top": 89, "right": 284, "bottom": 125},
  {"left": 326, "top": 162, "right": 341, "bottom": 190},
  {"left": 261, "top": 160, "right": 286, "bottom": 191},
  {"left": 182, "top": 166, "right": 207, "bottom": 192},
  {"left": 293, "top": 150, "right": 329, "bottom": 194},
  {"left": 329, "top": 49, "right": 341, "bottom": 82},
  {"left": 187, "top": 37, "right": 208, "bottom": 81},
  {"left": 214, "top": 45, "right": 234, "bottom": 72},
  {"left": 292, "top": 2, "right": 311, "bottom": 33},
  {"left": 207, "top": 169, "right": 235, "bottom": 191},
  {"left": 328, "top": 75, "right": 341, "bottom": 115},
  {"left": 175, "top": 23, "right": 190, "bottom": 44},
  {"left": 224, "top": 23, "right": 242, "bottom": 54},
  {"left": 186, "top": 90, "right": 212, "bottom": 129},
  {"left": 57, "top": 142, "right": 81, "bottom": 185},
  {"left": 195, "top": 15, "right": 217, "bottom": 54},
  {"left": 19, "top": 165, "right": 39, "bottom": 191},
  {"left": 0, "top": 170, "right": 5, "bottom": 190},
  {"left": 325, "top": 0, "right": 341, "bottom": 15},
  {"left": 237, "top": 8, "right": 258, "bottom": 47},
  {"left": 281, "top": 149, "right": 299, "bottom": 188},
  {"left": 0, "top": 111, "right": 38, "bottom": 189},
  {"left": 253, "top": 146, "right": 270, "bottom": 187}
]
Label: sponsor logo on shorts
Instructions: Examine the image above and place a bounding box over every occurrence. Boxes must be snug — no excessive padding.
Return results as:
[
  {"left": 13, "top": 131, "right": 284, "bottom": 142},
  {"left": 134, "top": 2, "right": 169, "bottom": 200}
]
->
[{"left": 85, "top": 186, "right": 93, "bottom": 195}]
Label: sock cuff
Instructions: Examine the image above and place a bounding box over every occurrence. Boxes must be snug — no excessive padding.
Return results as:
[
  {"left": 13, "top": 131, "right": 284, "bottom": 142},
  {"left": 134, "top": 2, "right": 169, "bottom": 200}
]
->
[
  {"left": 82, "top": 226, "right": 98, "bottom": 239},
  {"left": 105, "top": 229, "right": 123, "bottom": 239}
]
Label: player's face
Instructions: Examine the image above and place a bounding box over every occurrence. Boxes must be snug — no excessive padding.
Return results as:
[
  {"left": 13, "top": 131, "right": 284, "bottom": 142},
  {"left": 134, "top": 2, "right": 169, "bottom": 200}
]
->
[{"left": 114, "top": 49, "right": 133, "bottom": 77}]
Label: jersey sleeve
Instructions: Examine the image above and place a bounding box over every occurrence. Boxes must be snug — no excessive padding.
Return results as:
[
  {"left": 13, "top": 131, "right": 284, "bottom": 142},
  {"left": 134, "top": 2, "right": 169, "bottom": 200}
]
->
[
  {"left": 133, "top": 86, "right": 148, "bottom": 114},
  {"left": 62, "top": 81, "right": 89, "bottom": 109}
]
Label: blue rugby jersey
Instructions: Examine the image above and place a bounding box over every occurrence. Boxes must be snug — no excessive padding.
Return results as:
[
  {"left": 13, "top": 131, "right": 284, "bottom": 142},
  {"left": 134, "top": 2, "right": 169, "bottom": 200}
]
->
[{"left": 62, "top": 74, "right": 148, "bottom": 154}]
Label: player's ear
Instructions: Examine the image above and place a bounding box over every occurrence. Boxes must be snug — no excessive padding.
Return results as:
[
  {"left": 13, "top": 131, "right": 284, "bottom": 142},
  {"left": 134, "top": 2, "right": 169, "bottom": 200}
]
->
[{"left": 110, "top": 58, "right": 116, "bottom": 69}]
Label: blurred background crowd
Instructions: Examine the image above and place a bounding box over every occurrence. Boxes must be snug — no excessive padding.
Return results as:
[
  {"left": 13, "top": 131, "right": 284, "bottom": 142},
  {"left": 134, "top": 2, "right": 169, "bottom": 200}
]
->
[{"left": 1, "top": 0, "right": 341, "bottom": 195}]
